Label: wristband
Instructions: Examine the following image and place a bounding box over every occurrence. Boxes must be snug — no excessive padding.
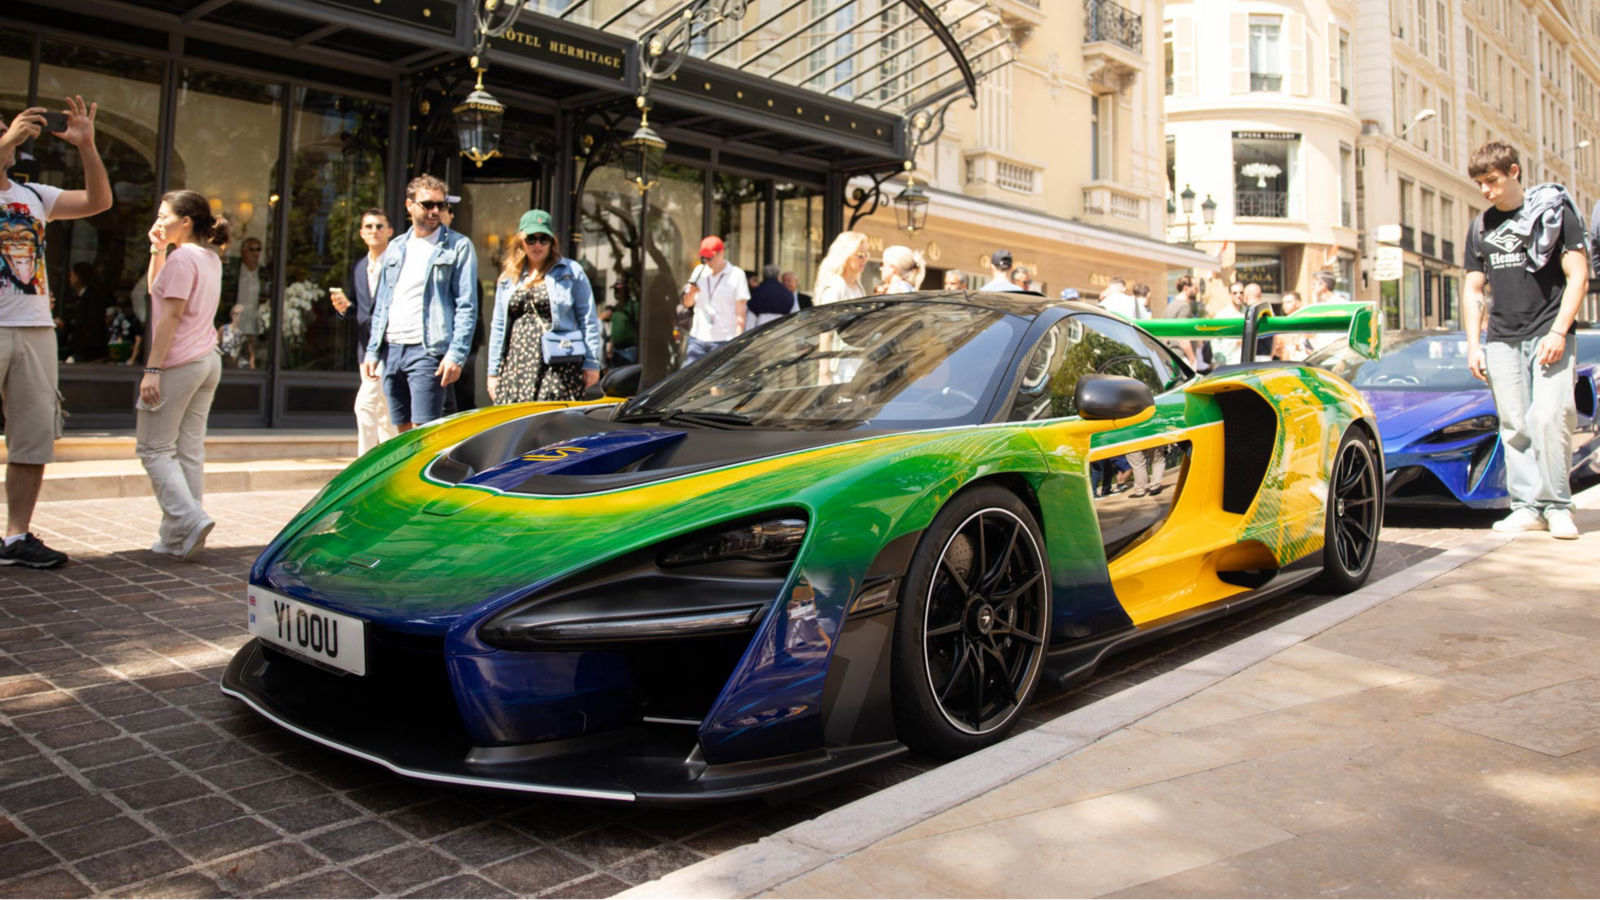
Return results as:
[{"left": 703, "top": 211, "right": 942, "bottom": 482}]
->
[
  {"left": 149, "top": 245, "right": 166, "bottom": 255},
  {"left": 143, "top": 367, "right": 162, "bottom": 374}
]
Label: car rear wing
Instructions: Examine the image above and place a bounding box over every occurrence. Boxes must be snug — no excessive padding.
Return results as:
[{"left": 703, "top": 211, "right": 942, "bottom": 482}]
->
[{"left": 1141, "top": 301, "right": 1381, "bottom": 362}]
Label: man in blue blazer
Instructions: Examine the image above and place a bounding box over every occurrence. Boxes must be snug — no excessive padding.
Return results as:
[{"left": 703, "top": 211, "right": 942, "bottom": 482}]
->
[
  {"left": 359, "top": 175, "right": 479, "bottom": 431},
  {"left": 331, "top": 208, "right": 395, "bottom": 454}
]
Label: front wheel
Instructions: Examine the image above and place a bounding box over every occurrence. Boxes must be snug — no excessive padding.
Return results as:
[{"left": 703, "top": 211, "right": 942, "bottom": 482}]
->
[
  {"left": 891, "top": 485, "right": 1051, "bottom": 757},
  {"left": 1314, "top": 427, "right": 1382, "bottom": 592}
]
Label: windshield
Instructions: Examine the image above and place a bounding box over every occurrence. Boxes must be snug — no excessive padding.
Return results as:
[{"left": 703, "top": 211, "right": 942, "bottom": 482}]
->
[
  {"left": 619, "top": 300, "right": 1027, "bottom": 429},
  {"left": 1308, "top": 332, "right": 1482, "bottom": 391}
]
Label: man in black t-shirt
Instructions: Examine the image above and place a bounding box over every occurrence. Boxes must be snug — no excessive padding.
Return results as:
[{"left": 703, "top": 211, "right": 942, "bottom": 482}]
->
[{"left": 1462, "top": 141, "right": 1591, "bottom": 538}]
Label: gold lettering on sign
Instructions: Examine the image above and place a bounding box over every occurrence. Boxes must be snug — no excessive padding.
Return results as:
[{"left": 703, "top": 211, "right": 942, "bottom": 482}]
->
[
  {"left": 864, "top": 236, "right": 885, "bottom": 253},
  {"left": 500, "top": 30, "right": 623, "bottom": 70},
  {"left": 925, "top": 241, "right": 942, "bottom": 262},
  {"left": 1089, "top": 273, "right": 1111, "bottom": 286}
]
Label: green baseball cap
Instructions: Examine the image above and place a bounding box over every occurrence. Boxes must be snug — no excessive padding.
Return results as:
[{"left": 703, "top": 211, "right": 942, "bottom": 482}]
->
[{"left": 517, "top": 209, "right": 555, "bottom": 239}]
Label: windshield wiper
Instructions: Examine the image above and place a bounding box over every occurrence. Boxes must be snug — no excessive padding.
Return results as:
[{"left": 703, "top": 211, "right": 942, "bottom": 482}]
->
[{"left": 613, "top": 407, "right": 754, "bottom": 429}]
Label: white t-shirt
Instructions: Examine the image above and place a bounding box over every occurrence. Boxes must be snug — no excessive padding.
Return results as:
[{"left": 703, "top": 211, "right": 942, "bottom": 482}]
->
[
  {"left": 386, "top": 229, "right": 441, "bottom": 345},
  {"left": 234, "top": 264, "right": 262, "bottom": 334},
  {"left": 0, "top": 180, "right": 62, "bottom": 327},
  {"left": 1101, "top": 290, "right": 1139, "bottom": 321},
  {"left": 687, "top": 262, "right": 751, "bottom": 342},
  {"left": 813, "top": 272, "right": 865, "bottom": 306}
]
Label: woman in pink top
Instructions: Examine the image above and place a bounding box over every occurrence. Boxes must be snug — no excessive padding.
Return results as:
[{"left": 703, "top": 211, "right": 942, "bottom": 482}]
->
[{"left": 139, "top": 189, "right": 226, "bottom": 560}]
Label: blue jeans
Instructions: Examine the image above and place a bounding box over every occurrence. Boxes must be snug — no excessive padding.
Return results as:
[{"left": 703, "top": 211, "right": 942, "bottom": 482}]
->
[
  {"left": 1484, "top": 335, "right": 1576, "bottom": 512},
  {"left": 383, "top": 343, "right": 448, "bottom": 427},
  {"left": 683, "top": 336, "right": 726, "bottom": 365}
]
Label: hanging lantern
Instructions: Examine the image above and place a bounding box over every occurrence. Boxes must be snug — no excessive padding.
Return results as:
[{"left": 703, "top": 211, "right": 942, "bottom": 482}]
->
[
  {"left": 894, "top": 162, "right": 929, "bottom": 235},
  {"left": 454, "top": 68, "right": 504, "bottom": 168},
  {"left": 621, "top": 106, "right": 667, "bottom": 194}
]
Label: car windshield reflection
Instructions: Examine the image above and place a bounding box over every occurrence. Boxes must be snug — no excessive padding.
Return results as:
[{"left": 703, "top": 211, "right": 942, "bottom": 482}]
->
[{"left": 618, "top": 301, "right": 1026, "bottom": 430}]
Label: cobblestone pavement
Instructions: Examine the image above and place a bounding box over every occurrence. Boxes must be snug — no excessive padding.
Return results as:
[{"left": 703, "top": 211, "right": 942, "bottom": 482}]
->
[{"left": 0, "top": 489, "right": 1512, "bottom": 898}]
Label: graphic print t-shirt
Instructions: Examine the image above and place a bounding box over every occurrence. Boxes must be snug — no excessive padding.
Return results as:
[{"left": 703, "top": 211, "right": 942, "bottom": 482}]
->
[
  {"left": 1464, "top": 202, "right": 1587, "bottom": 342},
  {"left": 0, "top": 180, "right": 62, "bottom": 327}
]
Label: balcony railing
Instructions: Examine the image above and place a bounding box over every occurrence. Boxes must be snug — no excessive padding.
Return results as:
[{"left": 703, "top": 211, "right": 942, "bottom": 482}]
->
[
  {"left": 1235, "top": 190, "right": 1288, "bottom": 218},
  {"left": 1441, "top": 239, "right": 1455, "bottom": 264},
  {"left": 1083, "top": 183, "right": 1145, "bottom": 222},
  {"left": 1085, "top": 0, "right": 1143, "bottom": 53},
  {"left": 1421, "top": 231, "right": 1436, "bottom": 257},
  {"left": 1401, "top": 225, "right": 1415, "bottom": 251}
]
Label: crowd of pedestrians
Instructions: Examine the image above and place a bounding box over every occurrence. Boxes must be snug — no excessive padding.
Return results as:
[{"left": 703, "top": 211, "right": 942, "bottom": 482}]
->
[{"left": 3, "top": 90, "right": 1597, "bottom": 566}]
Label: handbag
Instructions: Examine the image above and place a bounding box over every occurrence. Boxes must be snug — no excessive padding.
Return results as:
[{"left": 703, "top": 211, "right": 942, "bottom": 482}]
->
[{"left": 540, "top": 328, "right": 586, "bottom": 365}]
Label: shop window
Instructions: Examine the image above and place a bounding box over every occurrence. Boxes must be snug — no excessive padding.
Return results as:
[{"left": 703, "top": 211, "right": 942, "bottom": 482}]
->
[
  {"left": 1233, "top": 252, "right": 1284, "bottom": 294},
  {"left": 1403, "top": 264, "right": 1422, "bottom": 329},
  {"left": 171, "top": 69, "right": 284, "bottom": 375},
  {"left": 33, "top": 41, "right": 164, "bottom": 371},
  {"left": 282, "top": 87, "right": 389, "bottom": 372},
  {"left": 1380, "top": 279, "right": 1399, "bottom": 332},
  {"left": 714, "top": 174, "right": 765, "bottom": 277},
  {"left": 776, "top": 183, "right": 822, "bottom": 294},
  {"left": 1232, "top": 134, "right": 1297, "bottom": 219}
]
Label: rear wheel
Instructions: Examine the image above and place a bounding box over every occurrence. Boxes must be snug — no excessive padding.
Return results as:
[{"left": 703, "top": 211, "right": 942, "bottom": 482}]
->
[
  {"left": 892, "top": 485, "right": 1050, "bottom": 757},
  {"left": 1315, "top": 427, "right": 1382, "bottom": 592}
]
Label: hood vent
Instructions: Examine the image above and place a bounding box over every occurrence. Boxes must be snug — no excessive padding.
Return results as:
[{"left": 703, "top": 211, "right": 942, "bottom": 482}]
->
[{"left": 461, "top": 429, "right": 688, "bottom": 490}]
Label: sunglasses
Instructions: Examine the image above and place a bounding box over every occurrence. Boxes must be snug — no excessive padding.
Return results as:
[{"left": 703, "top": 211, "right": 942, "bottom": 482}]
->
[
  {"left": 523, "top": 233, "right": 554, "bottom": 245},
  {"left": 853, "top": 252, "right": 869, "bottom": 260},
  {"left": 414, "top": 200, "right": 449, "bottom": 211}
]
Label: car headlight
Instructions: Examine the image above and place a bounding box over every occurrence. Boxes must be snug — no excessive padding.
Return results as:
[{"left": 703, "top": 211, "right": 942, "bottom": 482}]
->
[
  {"left": 659, "top": 518, "right": 807, "bottom": 566},
  {"left": 1434, "top": 415, "right": 1499, "bottom": 440}
]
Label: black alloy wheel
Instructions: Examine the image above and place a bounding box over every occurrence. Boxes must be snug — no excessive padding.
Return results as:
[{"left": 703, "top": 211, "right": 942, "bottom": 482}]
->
[
  {"left": 1315, "top": 427, "right": 1382, "bottom": 592},
  {"left": 892, "top": 485, "right": 1050, "bottom": 756}
]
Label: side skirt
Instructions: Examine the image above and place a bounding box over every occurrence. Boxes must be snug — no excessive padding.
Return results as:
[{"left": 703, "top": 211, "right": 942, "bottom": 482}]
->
[{"left": 1041, "top": 553, "right": 1322, "bottom": 690}]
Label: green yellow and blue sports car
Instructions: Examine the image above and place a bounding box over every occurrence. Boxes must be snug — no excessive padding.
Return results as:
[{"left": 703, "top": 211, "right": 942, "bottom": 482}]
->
[{"left": 223, "top": 293, "right": 1383, "bottom": 804}]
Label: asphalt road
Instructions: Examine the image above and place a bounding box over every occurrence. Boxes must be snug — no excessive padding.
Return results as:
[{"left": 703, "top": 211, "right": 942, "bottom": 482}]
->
[{"left": 0, "top": 490, "right": 1521, "bottom": 898}]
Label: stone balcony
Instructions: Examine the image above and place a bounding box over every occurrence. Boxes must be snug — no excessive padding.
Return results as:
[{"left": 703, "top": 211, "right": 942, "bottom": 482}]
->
[
  {"left": 1083, "top": 0, "right": 1145, "bottom": 92},
  {"left": 1082, "top": 181, "right": 1148, "bottom": 229},
  {"left": 965, "top": 149, "right": 1046, "bottom": 206}
]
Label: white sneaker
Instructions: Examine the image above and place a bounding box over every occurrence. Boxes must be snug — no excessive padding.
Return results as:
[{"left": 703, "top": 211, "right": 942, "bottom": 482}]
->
[
  {"left": 1545, "top": 508, "right": 1580, "bottom": 540},
  {"left": 179, "top": 517, "right": 215, "bottom": 560},
  {"left": 1492, "top": 508, "right": 1547, "bottom": 533}
]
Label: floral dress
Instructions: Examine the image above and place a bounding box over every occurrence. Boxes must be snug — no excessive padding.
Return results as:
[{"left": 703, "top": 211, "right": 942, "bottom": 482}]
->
[{"left": 498, "top": 279, "right": 587, "bottom": 403}]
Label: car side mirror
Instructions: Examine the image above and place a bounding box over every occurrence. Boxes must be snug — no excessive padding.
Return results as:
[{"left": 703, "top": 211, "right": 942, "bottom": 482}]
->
[
  {"left": 598, "top": 364, "right": 643, "bottom": 399},
  {"left": 1075, "top": 374, "right": 1154, "bottom": 420},
  {"left": 1348, "top": 306, "right": 1381, "bottom": 360}
]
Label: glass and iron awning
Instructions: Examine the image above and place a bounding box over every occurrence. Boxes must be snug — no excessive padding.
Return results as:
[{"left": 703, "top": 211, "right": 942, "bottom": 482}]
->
[{"left": 543, "top": 0, "right": 1014, "bottom": 118}]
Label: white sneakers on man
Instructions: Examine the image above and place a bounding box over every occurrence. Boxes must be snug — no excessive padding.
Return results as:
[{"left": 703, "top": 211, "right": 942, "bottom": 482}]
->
[
  {"left": 1544, "top": 508, "right": 1580, "bottom": 540},
  {"left": 1491, "top": 508, "right": 1546, "bottom": 533}
]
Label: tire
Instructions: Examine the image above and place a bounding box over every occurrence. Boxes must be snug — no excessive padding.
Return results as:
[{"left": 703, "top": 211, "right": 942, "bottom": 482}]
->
[
  {"left": 891, "top": 484, "right": 1051, "bottom": 757},
  {"left": 1314, "top": 426, "right": 1382, "bottom": 593}
]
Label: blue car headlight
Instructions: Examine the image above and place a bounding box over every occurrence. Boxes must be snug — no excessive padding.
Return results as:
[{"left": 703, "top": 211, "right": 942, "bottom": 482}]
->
[{"left": 1429, "top": 415, "right": 1498, "bottom": 441}]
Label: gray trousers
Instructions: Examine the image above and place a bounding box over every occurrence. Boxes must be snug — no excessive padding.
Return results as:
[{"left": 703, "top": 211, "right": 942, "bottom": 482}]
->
[
  {"left": 1484, "top": 335, "right": 1576, "bottom": 512},
  {"left": 137, "top": 352, "right": 221, "bottom": 549}
]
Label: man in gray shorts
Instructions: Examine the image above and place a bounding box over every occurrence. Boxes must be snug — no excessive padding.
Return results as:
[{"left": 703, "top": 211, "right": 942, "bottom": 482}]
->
[{"left": 0, "top": 99, "right": 113, "bottom": 567}]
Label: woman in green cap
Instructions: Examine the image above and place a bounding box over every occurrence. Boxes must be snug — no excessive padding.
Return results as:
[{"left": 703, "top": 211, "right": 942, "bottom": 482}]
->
[{"left": 487, "top": 209, "right": 603, "bottom": 403}]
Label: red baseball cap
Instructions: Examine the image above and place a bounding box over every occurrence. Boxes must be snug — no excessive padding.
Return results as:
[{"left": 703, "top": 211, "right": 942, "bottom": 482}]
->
[{"left": 699, "top": 235, "right": 725, "bottom": 259}]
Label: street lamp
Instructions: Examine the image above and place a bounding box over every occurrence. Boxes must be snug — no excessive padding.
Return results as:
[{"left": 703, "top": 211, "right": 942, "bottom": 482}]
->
[
  {"left": 1385, "top": 108, "right": 1436, "bottom": 173},
  {"left": 894, "top": 162, "right": 930, "bottom": 235},
  {"left": 1173, "top": 183, "right": 1212, "bottom": 243},
  {"left": 620, "top": 103, "right": 666, "bottom": 195}
]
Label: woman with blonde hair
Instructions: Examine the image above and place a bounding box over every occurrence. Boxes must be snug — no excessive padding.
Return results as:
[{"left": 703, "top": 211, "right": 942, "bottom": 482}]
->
[
  {"left": 487, "top": 209, "right": 602, "bottom": 404},
  {"left": 880, "top": 244, "right": 925, "bottom": 293},
  {"left": 813, "top": 231, "right": 869, "bottom": 305}
]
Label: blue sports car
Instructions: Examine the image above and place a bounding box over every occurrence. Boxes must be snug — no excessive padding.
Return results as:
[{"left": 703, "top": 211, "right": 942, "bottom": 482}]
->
[{"left": 1307, "top": 330, "right": 1600, "bottom": 507}]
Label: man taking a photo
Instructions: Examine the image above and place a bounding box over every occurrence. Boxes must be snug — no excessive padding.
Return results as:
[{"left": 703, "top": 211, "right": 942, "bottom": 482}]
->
[{"left": 0, "top": 98, "right": 113, "bottom": 568}]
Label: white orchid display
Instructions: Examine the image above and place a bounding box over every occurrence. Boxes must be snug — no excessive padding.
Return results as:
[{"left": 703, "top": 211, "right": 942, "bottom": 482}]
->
[
  {"left": 261, "top": 281, "right": 325, "bottom": 348},
  {"left": 1240, "top": 162, "right": 1283, "bottom": 187}
]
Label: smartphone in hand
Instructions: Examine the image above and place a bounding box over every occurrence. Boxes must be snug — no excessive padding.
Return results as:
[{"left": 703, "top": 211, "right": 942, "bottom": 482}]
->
[{"left": 41, "top": 111, "right": 68, "bottom": 133}]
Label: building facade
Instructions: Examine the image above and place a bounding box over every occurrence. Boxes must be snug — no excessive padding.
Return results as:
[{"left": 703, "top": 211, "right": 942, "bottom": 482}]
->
[
  {"left": 855, "top": 0, "right": 1217, "bottom": 303},
  {"left": 1164, "top": 0, "right": 1365, "bottom": 310},
  {"left": 1167, "top": 0, "right": 1600, "bottom": 326},
  {"left": 7, "top": 0, "right": 1014, "bottom": 429}
]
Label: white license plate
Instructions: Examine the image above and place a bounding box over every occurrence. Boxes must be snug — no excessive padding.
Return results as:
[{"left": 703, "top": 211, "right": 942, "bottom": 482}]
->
[{"left": 247, "top": 586, "right": 367, "bottom": 676}]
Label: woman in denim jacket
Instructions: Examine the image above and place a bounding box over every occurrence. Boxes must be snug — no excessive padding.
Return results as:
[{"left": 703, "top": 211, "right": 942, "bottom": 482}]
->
[{"left": 486, "top": 209, "right": 603, "bottom": 403}]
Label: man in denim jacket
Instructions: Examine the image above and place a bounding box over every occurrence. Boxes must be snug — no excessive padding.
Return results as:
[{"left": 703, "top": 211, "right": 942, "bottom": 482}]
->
[{"left": 361, "top": 175, "right": 478, "bottom": 431}]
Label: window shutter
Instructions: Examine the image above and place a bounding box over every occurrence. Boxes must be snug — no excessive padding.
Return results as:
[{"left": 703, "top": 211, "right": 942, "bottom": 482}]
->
[
  {"left": 1175, "top": 18, "right": 1196, "bottom": 96},
  {"left": 1289, "top": 13, "right": 1308, "bottom": 95},
  {"left": 1327, "top": 21, "right": 1340, "bottom": 102},
  {"left": 1230, "top": 13, "right": 1248, "bottom": 93}
]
